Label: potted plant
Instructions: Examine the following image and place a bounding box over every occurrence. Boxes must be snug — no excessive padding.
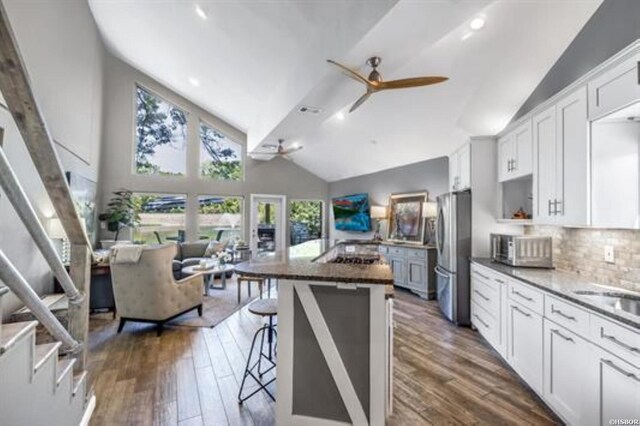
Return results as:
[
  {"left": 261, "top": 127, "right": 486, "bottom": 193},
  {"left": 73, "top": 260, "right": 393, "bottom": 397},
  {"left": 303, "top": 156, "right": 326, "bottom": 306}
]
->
[{"left": 98, "top": 189, "right": 139, "bottom": 248}]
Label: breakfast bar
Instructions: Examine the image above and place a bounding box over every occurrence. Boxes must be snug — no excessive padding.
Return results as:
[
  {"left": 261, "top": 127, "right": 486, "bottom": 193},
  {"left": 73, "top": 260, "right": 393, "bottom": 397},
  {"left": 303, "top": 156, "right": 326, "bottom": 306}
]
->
[{"left": 235, "top": 240, "right": 394, "bottom": 425}]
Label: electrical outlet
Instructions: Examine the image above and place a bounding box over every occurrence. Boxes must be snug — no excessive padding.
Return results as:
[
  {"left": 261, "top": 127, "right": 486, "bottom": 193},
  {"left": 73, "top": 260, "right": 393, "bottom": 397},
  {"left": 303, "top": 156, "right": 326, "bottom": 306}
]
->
[{"left": 604, "top": 245, "right": 615, "bottom": 263}]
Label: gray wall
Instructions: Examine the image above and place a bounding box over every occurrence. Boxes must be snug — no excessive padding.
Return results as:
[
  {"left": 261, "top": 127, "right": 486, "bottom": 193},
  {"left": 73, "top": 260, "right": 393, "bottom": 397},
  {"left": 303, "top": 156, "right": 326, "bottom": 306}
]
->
[
  {"left": 99, "top": 53, "right": 329, "bottom": 245},
  {"left": 328, "top": 157, "right": 449, "bottom": 240},
  {"left": 0, "top": 0, "right": 105, "bottom": 318},
  {"left": 513, "top": 0, "right": 640, "bottom": 121}
]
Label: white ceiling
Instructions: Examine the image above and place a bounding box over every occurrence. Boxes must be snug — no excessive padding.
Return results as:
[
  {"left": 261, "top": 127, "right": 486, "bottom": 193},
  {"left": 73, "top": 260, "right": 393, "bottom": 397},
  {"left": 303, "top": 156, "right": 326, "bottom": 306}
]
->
[{"left": 89, "top": 0, "right": 602, "bottom": 182}]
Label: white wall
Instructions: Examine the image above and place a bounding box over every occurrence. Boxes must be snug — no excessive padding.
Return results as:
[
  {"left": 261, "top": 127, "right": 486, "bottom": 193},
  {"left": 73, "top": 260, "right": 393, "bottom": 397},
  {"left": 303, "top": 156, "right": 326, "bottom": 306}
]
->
[
  {"left": 99, "top": 53, "right": 329, "bottom": 244},
  {"left": 0, "top": 0, "right": 105, "bottom": 318}
]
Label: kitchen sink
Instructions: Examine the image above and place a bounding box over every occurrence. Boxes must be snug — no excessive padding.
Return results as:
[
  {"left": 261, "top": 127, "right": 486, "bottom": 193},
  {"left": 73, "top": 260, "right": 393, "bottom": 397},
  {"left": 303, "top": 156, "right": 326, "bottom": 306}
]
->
[{"left": 573, "top": 290, "right": 640, "bottom": 316}]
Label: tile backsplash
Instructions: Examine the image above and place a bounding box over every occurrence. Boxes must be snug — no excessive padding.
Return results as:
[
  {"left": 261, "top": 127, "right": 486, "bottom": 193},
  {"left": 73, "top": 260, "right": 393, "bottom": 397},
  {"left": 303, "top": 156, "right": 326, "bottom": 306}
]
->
[{"left": 524, "top": 226, "right": 640, "bottom": 292}]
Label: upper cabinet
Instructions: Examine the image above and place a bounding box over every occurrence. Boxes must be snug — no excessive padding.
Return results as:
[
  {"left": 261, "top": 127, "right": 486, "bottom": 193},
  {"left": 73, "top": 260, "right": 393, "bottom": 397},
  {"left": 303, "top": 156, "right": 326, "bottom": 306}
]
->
[
  {"left": 498, "top": 120, "right": 532, "bottom": 183},
  {"left": 533, "top": 87, "right": 589, "bottom": 226},
  {"left": 588, "top": 53, "right": 640, "bottom": 120},
  {"left": 449, "top": 143, "right": 471, "bottom": 192}
]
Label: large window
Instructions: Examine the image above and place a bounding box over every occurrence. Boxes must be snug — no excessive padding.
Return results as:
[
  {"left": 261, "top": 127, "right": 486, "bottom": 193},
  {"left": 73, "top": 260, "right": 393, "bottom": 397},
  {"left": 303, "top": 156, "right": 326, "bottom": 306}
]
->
[
  {"left": 199, "top": 121, "right": 242, "bottom": 181},
  {"left": 132, "top": 193, "right": 187, "bottom": 244},
  {"left": 198, "top": 196, "right": 243, "bottom": 243},
  {"left": 289, "top": 200, "right": 323, "bottom": 245},
  {"left": 135, "top": 86, "right": 187, "bottom": 175}
]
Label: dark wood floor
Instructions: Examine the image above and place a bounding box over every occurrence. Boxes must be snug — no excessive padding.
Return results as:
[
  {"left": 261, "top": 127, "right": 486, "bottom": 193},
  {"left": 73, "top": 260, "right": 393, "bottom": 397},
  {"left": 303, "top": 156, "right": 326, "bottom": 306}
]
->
[{"left": 88, "top": 288, "right": 559, "bottom": 425}]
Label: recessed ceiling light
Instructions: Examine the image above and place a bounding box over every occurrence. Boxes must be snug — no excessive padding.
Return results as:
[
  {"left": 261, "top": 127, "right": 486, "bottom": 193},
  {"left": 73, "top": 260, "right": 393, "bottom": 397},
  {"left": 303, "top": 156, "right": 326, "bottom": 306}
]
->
[
  {"left": 195, "top": 5, "right": 208, "bottom": 20},
  {"left": 336, "top": 111, "right": 345, "bottom": 121},
  {"left": 189, "top": 77, "right": 200, "bottom": 87},
  {"left": 470, "top": 17, "right": 485, "bottom": 30}
]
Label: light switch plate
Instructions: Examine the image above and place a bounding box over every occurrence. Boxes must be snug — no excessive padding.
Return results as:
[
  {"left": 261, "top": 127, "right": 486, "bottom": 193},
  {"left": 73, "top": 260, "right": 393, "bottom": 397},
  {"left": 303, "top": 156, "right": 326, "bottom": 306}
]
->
[{"left": 604, "top": 245, "right": 615, "bottom": 263}]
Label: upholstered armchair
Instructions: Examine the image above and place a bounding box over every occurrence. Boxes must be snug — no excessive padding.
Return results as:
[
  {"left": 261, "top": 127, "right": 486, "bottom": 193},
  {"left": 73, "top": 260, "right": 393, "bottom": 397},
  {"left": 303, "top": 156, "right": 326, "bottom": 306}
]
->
[{"left": 110, "top": 244, "right": 203, "bottom": 336}]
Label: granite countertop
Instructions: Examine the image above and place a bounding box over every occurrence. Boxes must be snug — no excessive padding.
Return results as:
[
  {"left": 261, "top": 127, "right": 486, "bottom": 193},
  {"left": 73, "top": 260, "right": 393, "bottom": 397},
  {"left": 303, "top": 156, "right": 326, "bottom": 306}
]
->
[
  {"left": 472, "top": 258, "right": 640, "bottom": 330},
  {"left": 235, "top": 239, "right": 393, "bottom": 285}
]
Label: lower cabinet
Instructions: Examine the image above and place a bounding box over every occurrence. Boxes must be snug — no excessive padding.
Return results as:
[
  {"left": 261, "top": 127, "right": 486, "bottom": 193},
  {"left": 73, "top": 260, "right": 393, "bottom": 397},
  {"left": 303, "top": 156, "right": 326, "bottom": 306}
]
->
[
  {"left": 381, "top": 245, "right": 436, "bottom": 299},
  {"left": 543, "top": 320, "right": 598, "bottom": 426},
  {"left": 593, "top": 347, "right": 640, "bottom": 424},
  {"left": 507, "top": 300, "right": 544, "bottom": 395}
]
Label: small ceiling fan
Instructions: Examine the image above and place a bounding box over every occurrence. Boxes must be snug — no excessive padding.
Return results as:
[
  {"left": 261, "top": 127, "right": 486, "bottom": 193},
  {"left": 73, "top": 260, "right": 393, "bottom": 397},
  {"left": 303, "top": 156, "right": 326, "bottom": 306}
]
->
[
  {"left": 252, "top": 139, "right": 303, "bottom": 159},
  {"left": 327, "top": 56, "right": 448, "bottom": 113}
]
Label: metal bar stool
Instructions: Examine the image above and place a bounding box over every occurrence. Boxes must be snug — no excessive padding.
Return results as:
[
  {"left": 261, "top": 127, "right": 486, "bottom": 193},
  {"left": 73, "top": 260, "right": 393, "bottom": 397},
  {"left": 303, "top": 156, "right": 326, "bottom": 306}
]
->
[
  {"left": 236, "top": 275, "right": 264, "bottom": 304},
  {"left": 238, "top": 298, "right": 278, "bottom": 404}
]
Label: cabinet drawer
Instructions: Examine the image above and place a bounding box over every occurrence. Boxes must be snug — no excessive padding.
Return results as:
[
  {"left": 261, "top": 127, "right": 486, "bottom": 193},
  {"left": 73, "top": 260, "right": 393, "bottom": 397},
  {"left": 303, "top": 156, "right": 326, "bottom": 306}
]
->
[
  {"left": 508, "top": 280, "right": 544, "bottom": 315},
  {"left": 378, "top": 245, "right": 389, "bottom": 255},
  {"left": 545, "top": 295, "right": 590, "bottom": 338},
  {"left": 471, "top": 275, "right": 500, "bottom": 315},
  {"left": 386, "top": 246, "right": 406, "bottom": 257},
  {"left": 471, "top": 264, "right": 507, "bottom": 290},
  {"left": 472, "top": 301, "right": 500, "bottom": 349},
  {"left": 590, "top": 314, "right": 640, "bottom": 368},
  {"left": 407, "top": 248, "right": 426, "bottom": 259}
]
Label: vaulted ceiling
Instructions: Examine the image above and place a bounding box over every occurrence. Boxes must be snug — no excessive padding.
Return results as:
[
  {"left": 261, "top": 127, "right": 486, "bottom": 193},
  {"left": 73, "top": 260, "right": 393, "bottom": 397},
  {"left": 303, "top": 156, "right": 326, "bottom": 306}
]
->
[{"left": 89, "top": 0, "right": 602, "bottom": 182}]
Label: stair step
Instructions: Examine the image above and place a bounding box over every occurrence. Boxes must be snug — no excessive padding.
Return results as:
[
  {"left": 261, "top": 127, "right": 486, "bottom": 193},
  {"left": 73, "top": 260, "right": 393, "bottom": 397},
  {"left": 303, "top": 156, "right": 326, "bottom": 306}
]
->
[
  {"left": 56, "top": 357, "right": 76, "bottom": 387},
  {"left": 12, "top": 294, "right": 68, "bottom": 318},
  {"left": 72, "top": 370, "right": 87, "bottom": 397},
  {"left": 34, "top": 342, "right": 62, "bottom": 373},
  {"left": 0, "top": 321, "right": 37, "bottom": 355}
]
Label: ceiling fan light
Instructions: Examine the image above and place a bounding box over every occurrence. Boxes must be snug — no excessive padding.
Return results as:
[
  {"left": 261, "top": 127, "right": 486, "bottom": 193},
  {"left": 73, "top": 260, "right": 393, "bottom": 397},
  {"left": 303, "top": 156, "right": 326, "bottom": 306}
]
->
[{"left": 336, "top": 111, "right": 345, "bottom": 120}]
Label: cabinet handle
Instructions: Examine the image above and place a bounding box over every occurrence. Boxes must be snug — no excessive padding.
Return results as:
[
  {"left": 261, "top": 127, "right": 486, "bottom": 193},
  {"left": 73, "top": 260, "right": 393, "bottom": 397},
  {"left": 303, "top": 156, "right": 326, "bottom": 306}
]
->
[
  {"left": 473, "top": 290, "right": 490, "bottom": 302},
  {"left": 551, "top": 328, "right": 575, "bottom": 343},
  {"left": 551, "top": 305, "right": 576, "bottom": 321},
  {"left": 553, "top": 199, "right": 563, "bottom": 215},
  {"left": 601, "top": 328, "right": 640, "bottom": 353},
  {"left": 473, "top": 270, "right": 489, "bottom": 280},
  {"left": 512, "top": 158, "right": 517, "bottom": 171},
  {"left": 495, "top": 278, "right": 506, "bottom": 284},
  {"left": 409, "top": 265, "right": 413, "bottom": 282},
  {"left": 507, "top": 160, "right": 511, "bottom": 172},
  {"left": 548, "top": 199, "right": 553, "bottom": 216},
  {"left": 512, "top": 305, "right": 532, "bottom": 317},
  {"left": 512, "top": 289, "right": 534, "bottom": 302},
  {"left": 473, "top": 314, "right": 490, "bottom": 329},
  {"left": 602, "top": 359, "right": 640, "bottom": 383}
]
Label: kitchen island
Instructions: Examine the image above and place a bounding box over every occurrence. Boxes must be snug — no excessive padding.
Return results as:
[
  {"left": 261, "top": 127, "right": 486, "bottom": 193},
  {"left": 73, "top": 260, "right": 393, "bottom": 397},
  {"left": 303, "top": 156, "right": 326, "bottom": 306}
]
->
[{"left": 236, "top": 240, "right": 394, "bottom": 425}]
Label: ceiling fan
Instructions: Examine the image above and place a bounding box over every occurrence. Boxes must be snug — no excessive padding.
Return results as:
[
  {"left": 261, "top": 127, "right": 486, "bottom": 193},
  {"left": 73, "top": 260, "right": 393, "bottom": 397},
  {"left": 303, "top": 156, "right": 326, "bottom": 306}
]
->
[
  {"left": 252, "top": 139, "right": 303, "bottom": 159},
  {"left": 327, "top": 56, "right": 449, "bottom": 113}
]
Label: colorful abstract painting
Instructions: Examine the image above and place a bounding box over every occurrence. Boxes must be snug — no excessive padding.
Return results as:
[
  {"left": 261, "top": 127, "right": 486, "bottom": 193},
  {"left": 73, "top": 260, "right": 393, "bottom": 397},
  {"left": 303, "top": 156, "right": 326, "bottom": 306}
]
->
[{"left": 332, "top": 193, "right": 371, "bottom": 232}]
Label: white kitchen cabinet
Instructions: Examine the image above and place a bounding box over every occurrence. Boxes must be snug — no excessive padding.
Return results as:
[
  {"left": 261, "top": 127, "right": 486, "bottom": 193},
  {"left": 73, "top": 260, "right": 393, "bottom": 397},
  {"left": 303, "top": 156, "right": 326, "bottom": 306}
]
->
[
  {"left": 388, "top": 256, "right": 405, "bottom": 287},
  {"left": 533, "top": 87, "right": 589, "bottom": 225},
  {"left": 543, "top": 320, "right": 597, "bottom": 426},
  {"left": 507, "top": 299, "right": 544, "bottom": 395},
  {"left": 498, "top": 121, "right": 533, "bottom": 183},
  {"left": 588, "top": 53, "right": 640, "bottom": 120},
  {"left": 449, "top": 143, "right": 471, "bottom": 192},
  {"left": 593, "top": 348, "right": 640, "bottom": 424}
]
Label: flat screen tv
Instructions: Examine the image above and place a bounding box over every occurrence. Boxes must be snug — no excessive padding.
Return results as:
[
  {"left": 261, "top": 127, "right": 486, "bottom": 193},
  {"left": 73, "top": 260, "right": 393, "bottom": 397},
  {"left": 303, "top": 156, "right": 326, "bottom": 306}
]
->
[{"left": 332, "top": 193, "right": 371, "bottom": 232}]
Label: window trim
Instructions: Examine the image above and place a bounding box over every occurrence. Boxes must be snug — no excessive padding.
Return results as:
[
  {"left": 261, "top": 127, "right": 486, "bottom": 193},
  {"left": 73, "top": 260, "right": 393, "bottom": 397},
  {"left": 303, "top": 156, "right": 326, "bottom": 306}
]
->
[
  {"left": 132, "top": 83, "right": 190, "bottom": 178},
  {"left": 198, "top": 119, "right": 245, "bottom": 182}
]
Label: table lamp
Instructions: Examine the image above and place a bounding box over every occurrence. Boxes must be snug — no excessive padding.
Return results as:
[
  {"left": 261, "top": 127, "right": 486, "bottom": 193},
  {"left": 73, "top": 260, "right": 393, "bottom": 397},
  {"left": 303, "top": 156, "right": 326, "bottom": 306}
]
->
[
  {"left": 370, "top": 205, "right": 388, "bottom": 242},
  {"left": 422, "top": 201, "right": 437, "bottom": 244}
]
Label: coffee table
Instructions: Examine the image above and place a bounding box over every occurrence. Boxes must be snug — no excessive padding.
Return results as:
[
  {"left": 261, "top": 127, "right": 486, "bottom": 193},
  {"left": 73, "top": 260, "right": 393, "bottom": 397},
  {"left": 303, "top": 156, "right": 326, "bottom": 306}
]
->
[{"left": 182, "top": 264, "right": 235, "bottom": 294}]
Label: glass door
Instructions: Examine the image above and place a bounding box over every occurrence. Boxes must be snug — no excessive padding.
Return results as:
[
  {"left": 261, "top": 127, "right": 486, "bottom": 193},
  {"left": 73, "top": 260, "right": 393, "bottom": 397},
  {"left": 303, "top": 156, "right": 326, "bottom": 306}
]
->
[{"left": 250, "top": 195, "right": 286, "bottom": 255}]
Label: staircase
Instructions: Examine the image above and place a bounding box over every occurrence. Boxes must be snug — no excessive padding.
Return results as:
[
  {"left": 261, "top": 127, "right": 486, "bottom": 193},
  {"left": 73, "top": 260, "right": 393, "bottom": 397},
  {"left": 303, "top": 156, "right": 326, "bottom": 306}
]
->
[{"left": 0, "top": 287, "right": 91, "bottom": 426}]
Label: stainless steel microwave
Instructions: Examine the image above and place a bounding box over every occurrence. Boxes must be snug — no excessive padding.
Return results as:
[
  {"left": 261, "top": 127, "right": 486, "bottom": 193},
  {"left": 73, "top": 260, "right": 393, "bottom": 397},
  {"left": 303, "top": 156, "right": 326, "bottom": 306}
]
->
[{"left": 490, "top": 234, "right": 553, "bottom": 268}]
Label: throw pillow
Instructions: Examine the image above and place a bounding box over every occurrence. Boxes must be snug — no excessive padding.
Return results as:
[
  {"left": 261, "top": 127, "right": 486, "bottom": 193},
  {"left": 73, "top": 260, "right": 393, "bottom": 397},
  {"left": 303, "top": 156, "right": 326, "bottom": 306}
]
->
[{"left": 204, "top": 240, "right": 226, "bottom": 257}]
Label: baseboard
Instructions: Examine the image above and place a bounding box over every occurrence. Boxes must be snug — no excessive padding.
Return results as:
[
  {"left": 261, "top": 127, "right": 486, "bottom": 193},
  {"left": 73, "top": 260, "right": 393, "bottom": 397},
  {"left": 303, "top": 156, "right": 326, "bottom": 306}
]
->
[{"left": 79, "top": 394, "right": 96, "bottom": 426}]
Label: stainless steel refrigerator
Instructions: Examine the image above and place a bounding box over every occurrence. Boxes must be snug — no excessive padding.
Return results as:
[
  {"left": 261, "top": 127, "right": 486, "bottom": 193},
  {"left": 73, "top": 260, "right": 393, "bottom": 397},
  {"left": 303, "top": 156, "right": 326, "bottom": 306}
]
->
[{"left": 435, "top": 190, "right": 471, "bottom": 326}]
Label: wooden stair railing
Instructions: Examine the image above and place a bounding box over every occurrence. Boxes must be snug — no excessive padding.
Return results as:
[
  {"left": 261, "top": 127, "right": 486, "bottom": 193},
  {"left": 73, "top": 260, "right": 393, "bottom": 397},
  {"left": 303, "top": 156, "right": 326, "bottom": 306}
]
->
[{"left": 0, "top": 2, "right": 91, "bottom": 372}]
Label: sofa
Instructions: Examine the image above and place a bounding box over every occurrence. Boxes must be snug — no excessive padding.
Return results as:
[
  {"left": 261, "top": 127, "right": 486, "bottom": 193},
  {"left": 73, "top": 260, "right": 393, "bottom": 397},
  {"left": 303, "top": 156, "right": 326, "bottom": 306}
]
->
[{"left": 172, "top": 240, "right": 233, "bottom": 279}]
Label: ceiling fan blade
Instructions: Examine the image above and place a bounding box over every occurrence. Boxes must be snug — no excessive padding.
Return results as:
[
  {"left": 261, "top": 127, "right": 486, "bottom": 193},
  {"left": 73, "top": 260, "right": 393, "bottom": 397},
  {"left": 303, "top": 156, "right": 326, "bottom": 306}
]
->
[
  {"left": 349, "top": 91, "right": 373, "bottom": 113},
  {"left": 282, "top": 146, "right": 303, "bottom": 155},
  {"left": 327, "top": 60, "right": 371, "bottom": 86},
  {"left": 377, "top": 76, "right": 448, "bottom": 90}
]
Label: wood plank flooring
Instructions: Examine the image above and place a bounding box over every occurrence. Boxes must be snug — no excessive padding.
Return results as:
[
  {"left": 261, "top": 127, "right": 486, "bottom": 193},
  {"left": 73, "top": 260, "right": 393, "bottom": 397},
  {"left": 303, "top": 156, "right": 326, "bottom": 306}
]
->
[{"left": 88, "top": 288, "right": 559, "bottom": 425}]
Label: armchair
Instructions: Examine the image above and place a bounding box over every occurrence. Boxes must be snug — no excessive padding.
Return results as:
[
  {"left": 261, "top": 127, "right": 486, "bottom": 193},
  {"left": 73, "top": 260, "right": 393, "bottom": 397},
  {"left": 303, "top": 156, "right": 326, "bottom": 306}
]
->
[{"left": 110, "top": 244, "right": 203, "bottom": 336}]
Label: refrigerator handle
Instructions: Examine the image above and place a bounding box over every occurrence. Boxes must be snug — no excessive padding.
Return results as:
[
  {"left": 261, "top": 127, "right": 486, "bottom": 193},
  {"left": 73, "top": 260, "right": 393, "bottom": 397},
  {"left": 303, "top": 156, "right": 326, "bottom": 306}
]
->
[
  {"left": 436, "top": 205, "right": 444, "bottom": 256},
  {"left": 434, "top": 265, "right": 450, "bottom": 279}
]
